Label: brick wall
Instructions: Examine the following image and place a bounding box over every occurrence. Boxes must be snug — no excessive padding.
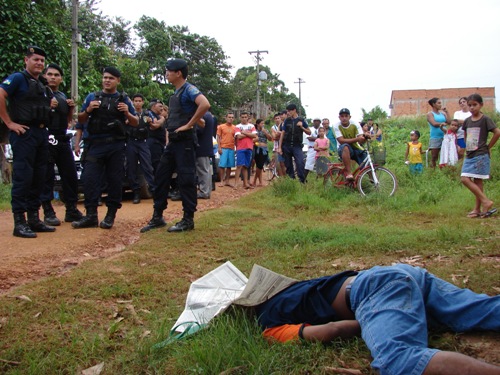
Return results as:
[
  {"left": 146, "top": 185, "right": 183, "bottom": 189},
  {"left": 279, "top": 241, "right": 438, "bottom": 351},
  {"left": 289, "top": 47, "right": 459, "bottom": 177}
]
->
[{"left": 389, "top": 87, "right": 496, "bottom": 117}]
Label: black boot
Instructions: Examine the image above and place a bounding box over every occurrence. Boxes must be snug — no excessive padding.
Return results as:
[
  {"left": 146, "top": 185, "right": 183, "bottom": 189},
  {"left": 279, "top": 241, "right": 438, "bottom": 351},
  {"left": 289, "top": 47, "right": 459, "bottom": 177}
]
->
[
  {"left": 71, "top": 207, "right": 98, "bottom": 229},
  {"left": 64, "top": 204, "right": 84, "bottom": 222},
  {"left": 27, "top": 210, "right": 56, "bottom": 232},
  {"left": 132, "top": 189, "right": 141, "bottom": 204},
  {"left": 42, "top": 201, "right": 61, "bottom": 226},
  {"left": 13, "top": 213, "right": 37, "bottom": 238},
  {"left": 167, "top": 212, "right": 194, "bottom": 232},
  {"left": 140, "top": 209, "right": 166, "bottom": 233},
  {"left": 99, "top": 207, "right": 117, "bottom": 229}
]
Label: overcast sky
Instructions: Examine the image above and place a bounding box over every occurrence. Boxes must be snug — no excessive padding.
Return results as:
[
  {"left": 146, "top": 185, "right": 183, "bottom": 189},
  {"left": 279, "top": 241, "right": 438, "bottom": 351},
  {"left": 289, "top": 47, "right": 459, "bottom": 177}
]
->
[{"left": 98, "top": 0, "right": 500, "bottom": 121}]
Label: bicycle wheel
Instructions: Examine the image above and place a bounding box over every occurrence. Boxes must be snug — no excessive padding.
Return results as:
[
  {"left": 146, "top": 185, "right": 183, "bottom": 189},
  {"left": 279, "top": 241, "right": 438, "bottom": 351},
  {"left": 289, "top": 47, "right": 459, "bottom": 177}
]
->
[
  {"left": 266, "top": 161, "right": 277, "bottom": 181},
  {"left": 357, "top": 166, "right": 397, "bottom": 197}
]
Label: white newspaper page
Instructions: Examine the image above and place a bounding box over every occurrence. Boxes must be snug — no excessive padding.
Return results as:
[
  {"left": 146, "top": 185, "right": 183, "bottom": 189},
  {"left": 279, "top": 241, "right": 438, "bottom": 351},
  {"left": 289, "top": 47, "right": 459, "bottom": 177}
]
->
[{"left": 172, "top": 261, "right": 248, "bottom": 332}]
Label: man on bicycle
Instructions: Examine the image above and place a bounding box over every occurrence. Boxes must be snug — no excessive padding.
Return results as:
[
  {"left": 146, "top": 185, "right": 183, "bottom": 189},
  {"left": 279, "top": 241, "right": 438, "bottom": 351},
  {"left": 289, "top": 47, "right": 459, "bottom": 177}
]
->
[{"left": 333, "top": 108, "right": 370, "bottom": 180}]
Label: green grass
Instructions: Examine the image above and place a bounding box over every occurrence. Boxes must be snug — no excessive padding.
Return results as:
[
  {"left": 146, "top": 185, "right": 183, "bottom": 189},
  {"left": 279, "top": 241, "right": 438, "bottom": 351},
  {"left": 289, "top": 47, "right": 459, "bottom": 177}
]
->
[{"left": 0, "top": 117, "right": 499, "bottom": 374}]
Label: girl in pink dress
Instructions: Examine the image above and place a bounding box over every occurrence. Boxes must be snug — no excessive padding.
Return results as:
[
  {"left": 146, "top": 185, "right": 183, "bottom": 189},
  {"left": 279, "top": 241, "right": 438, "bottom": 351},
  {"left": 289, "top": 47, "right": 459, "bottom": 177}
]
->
[{"left": 314, "top": 127, "right": 330, "bottom": 159}]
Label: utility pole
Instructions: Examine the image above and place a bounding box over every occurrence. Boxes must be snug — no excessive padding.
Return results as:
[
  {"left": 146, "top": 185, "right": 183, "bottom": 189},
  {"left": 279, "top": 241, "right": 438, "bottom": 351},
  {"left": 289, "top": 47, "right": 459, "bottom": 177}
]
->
[
  {"left": 71, "top": 0, "right": 80, "bottom": 107},
  {"left": 294, "top": 78, "right": 306, "bottom": 116},
  {"left": 248, "top": 50, "right": 268, "bottom": 119}
]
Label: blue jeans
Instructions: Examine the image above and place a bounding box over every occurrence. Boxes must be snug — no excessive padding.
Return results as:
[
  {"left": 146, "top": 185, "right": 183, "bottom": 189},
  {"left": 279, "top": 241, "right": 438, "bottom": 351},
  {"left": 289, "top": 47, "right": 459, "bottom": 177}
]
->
[
  {"left": 349, "top": 264, "right": 500, "bottom": 375},
  {"left": 282, "top": 144, "right": 305, "bottom": 183}
]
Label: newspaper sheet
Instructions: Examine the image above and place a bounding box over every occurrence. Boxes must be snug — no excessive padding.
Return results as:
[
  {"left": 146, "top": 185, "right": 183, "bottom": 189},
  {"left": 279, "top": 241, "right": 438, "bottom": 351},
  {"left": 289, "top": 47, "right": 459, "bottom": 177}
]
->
[
  {"left": 233, "top": 264, "right": 297, "bottom": 307},
  {"left": 171, "top": 261, "right": 248, "bottom": 333}
]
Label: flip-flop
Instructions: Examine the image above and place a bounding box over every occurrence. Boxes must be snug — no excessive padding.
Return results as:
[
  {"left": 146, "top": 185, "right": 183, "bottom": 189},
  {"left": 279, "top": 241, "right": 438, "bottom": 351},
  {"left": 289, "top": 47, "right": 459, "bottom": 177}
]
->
[
  {"left": 480, "top": 208, "right": 498, "bottom": 218},
  {"left": 466, "top": 211, "right": 480, "bottom": 218}
]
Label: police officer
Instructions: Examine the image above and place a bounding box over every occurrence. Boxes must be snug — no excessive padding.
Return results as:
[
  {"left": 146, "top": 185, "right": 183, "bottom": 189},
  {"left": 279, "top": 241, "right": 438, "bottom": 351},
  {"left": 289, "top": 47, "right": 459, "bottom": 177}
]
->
[
  {"left": 146, "top": 99, "right": 166, "bottom": 174},
  {"left": 141, "top": 58, "right": 210, "bottom": 233},
  {"left": 126, "top": 94, "right": 155, "bottom": 204},
  {"left": 72, "top": 67, "right": 138, "bottom": 229},
  {"left": 0, "top": 46, "right": 56, "bottom": 238},
  {"left": 40, "top": 63, "right": 83, "bottom": 225}
]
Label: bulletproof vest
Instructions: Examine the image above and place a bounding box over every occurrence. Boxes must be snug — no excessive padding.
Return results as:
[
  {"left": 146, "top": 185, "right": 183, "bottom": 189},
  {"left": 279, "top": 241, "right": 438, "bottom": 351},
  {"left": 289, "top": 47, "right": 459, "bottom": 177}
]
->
[
  {"left": 147, "top": 110, "right": 166, "bottom": 142},
  {"left": 9, "top": 71, "right": 51, "bottom": 126},
  {"left": 128, "top": 111, "right": 149, "bottom": 140},
  {"left": 47, "top": 91, "right": 69, "bottom": 136},
  {"left": 166, "top": 84, "right": 196, "bottom": 142},
  {"left": 283, "top": 117, "right": 305, "bottom": 147},
  {"left": 87, "top": 91, "right": 127, "bottom": 136}
]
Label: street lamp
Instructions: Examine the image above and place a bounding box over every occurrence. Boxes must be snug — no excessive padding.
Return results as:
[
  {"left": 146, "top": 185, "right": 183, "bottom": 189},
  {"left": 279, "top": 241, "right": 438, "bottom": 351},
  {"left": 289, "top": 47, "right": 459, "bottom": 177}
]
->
[{"left": 257, "top": 70, "right": 267, "bottom": 118}]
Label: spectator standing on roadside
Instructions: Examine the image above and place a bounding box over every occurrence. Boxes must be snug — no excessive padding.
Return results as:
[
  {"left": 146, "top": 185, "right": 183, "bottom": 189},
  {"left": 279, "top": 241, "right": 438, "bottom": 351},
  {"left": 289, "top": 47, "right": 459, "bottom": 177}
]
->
[
  {"left": 126, "top": 93, "right": 155, "bottom": 204},
  {"left": 460, "top": 94, "right": 500, "bottom": 219},
  {"left": 252, "top": 119, "right": 272, "bottom": 187},
  {"left": 427, "top": 97, "right": 450, "bottom": 168},
  {"left": 216, "top": 112, "right": 237, "bottom": 187},
  {"left": 141, "top": 58, "right": 210, "bottom": 233},
  {"left": 271, "top": 113, "right": 286, "bottom": 176},
  {"left": 439, "top": 120, "right": 459, "bottom": 168},
  {"left": 405, "top": 130, "right": 425, "bottom": 175},
  {"left": 278, "top": 103, "right": 311, "bottom": 183},
  {"left": 322, "top": 118, "right": 337, "bottom": 155},
  {"left": 0, "top": 46, "right": 57, "bottom": 238},
  {"left": 234, "top": 112, "right": 257, "bottom": 189},
  {"left": 453, "top": 97, "right": 471, "bottom": 159},
  {"left": 304, "top": 118, "right": 322, "bottom": 180},
  {"left": 72, "top": 67, "right": 138, "bottom": 230},
  {"left": 40, "top": 63, "right": 83, "bottom": 225},
  {"left": 196, "top": 111, "right": 215, "bottom": 199}
]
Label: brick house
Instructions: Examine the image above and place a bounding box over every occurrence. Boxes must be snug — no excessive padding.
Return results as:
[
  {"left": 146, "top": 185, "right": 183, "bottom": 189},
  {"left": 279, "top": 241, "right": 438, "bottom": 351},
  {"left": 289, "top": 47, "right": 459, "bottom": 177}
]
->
[{"left": 389, "top": 87, "right": 496, "bottom": 117}]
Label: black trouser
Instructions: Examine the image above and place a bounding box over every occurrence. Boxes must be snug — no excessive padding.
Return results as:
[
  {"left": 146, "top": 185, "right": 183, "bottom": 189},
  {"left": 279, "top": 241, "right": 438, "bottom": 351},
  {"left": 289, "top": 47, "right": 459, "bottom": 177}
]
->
[
  {"left": 41, "top": 140, "right": 79, "bottom": 205},
  {"left": 9, "top": 127, "right": 48, "bottom": 213},
  {"left": 125, "top": 138, "right": 155, "bottom": 192},
  {"left": 153, "top": 139, "right": 197, "bottom": 214}
]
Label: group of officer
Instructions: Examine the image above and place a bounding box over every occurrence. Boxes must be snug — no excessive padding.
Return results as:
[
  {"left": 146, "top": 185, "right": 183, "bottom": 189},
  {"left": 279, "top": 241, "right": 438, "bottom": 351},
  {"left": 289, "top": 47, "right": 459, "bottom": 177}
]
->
[{"left": 0, "top": 45, "right": 210, "bottom": 238}]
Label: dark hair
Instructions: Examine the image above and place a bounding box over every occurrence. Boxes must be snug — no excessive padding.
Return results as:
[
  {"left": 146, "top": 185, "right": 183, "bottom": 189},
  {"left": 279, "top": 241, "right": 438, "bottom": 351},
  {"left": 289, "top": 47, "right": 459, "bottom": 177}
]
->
[
  {"left": 458, "top": 96, "right": 468, "bottom": 104},
  {"left": 256, "top": 119, "right": 264, "bottom": 125},
  {"left": 467, "top": 93, "right": 483, "bottom": 104},
  {"left": 428, "top": 97, "right": 439, "bottom": 106},
  {"left": 132, "top": 93, "right": 145, "bottom": 100},
  {"left": 44, "top": 63, "right": 63, "bottom": 76},
  {"left": 274, "top": 113, "right": 281, "bottom": 118},
  {"left": 411, "top": 130, "right": 420, "bottom": 138}
]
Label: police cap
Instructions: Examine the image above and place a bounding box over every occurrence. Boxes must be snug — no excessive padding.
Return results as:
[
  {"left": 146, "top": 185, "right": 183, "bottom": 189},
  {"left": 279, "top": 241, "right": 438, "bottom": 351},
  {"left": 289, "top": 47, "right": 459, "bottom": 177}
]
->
[
  {"left": 103, "top": 66, "right": 121, "bottom": 78},
  {"left": 165, "top": 58, "right": 187, "bottom": 71},
  {"left": 26, "top": 45, "right": 46, "bottom": 57},
  {"left": 286, "top": 103, "right": 297, "bottom": 111},
  {"left": 46, "top": 63, "right": 63, "bottom": 76}
]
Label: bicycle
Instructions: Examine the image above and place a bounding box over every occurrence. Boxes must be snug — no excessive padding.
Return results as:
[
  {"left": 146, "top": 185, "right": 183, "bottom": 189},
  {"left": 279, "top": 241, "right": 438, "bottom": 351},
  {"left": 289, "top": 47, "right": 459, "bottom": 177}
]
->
[
  {"left": 265, "top": 154, "right": 280, "bottom": 181},
  {"left": 323, "top": 147, "right": 397, "bottom": 197}
]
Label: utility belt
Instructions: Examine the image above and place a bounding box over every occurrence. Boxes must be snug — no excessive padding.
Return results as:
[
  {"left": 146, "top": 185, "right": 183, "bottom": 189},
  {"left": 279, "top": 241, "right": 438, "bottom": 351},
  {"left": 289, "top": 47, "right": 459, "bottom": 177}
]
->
[
  {"left": 168, "top": 129, "right": 194, "bottom": 142},
  {"left": 88, "top": 135, "right": 127, "bottom": 145},
  {"left": 16, "top": 120, "right": 47, "bottom": 129}
]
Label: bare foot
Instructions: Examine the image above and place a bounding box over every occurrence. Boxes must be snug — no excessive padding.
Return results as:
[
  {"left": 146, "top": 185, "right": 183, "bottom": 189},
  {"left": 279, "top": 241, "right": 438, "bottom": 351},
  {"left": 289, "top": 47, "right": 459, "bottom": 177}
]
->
[{"left": 482, "top": 200, "right": 494, "bottom": 213}]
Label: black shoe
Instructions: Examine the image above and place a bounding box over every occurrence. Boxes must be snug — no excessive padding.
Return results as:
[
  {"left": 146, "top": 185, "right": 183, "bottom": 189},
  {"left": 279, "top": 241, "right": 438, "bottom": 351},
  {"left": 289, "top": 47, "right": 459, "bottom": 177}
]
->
[
  {"left": 132, "top": 190, "right": 141, "bottom": 204},
  {"left": 64, "top": 206, "right": 84, "bottom": 222},
  {"left": 13, "top": 213, "right": 37, "bottom": 238},
  {"left": 27, "top": 211, "right": 56, "bottom": 232},
  {"left": 197, "top": 193, "right": 210, "bottom": 199},
  {"left": 99, "top": 208, "right": 117, "bottom": 229},
  {"left": 42, "top": 201, "right": 61, "bottom": 226},
  {"left": 167, "top": 218, "right": 194, "bottom": 232},
  {"left": 140, "top": 211, "right": 166, "bottom": 233},
  {"left": 72, "top": 207, "right": 98, "bottom": 229}
]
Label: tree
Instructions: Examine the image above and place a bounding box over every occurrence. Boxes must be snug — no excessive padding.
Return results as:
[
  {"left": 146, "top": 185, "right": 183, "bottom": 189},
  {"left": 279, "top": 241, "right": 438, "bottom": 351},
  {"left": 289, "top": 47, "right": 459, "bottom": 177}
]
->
[{"left": 361, "top": 106, "right": 388, "bottom": 122}]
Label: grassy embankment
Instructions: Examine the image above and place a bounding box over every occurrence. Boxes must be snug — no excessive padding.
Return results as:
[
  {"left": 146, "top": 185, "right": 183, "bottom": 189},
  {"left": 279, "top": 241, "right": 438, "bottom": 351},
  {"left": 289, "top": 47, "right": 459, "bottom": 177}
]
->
[{"left": 0, "top": 113, "right": 499, "bottom": 374}]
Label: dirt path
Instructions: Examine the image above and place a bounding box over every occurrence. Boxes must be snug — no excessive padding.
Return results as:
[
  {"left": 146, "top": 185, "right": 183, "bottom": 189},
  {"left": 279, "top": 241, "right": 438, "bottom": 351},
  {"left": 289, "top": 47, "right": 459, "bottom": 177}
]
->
[{"left": 0, "top": 177, "right": 267, "bottom": 294}]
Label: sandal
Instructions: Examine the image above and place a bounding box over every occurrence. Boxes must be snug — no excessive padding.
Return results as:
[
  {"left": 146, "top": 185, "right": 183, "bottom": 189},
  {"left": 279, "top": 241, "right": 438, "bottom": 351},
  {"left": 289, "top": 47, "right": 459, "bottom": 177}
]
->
[
  {"left": 466, "top": 211, "right": 480, "bottom": 218},
  {"left": 480, "top": 208, "right": 497, "bottom": 218}
]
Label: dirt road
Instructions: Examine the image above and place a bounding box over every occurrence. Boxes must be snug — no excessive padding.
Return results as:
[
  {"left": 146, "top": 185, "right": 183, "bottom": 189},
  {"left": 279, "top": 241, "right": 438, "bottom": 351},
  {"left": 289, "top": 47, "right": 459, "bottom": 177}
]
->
[{"left": 0, "top": 180, "right": 264, "bottom": 294}]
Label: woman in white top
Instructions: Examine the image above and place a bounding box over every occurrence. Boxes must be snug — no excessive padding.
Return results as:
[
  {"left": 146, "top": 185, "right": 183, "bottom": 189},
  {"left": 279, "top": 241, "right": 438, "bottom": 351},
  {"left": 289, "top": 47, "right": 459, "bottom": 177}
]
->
[{"left": 453, "top": 97, "right": 471, "bottom": 158}]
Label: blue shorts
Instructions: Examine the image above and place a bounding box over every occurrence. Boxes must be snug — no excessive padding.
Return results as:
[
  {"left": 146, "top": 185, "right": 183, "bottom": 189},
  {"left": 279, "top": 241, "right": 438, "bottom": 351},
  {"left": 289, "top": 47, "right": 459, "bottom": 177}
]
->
[
  {"left": 428, "top": 138, "right": 443, "bottom": 149},
  {"left": 457, "top": 138, "right": 466, "bottom": 149},
  {"left": 461, "top": 153, "right": 490, "bottom": 179},
  {"left": 350, "top": 264, "right": 500, "bottom": 375},
  {"left": 219, "top": 148, "right": 235, "bottom": 168},
  {"left": 409, "top": 163, "right": 423, "bottom": 174},
  {"left": 236, "top": 149, "right": 252, "bottom": 168},
  {"left": 338, "top": 144, "right": 367, "bottom": 166}
]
